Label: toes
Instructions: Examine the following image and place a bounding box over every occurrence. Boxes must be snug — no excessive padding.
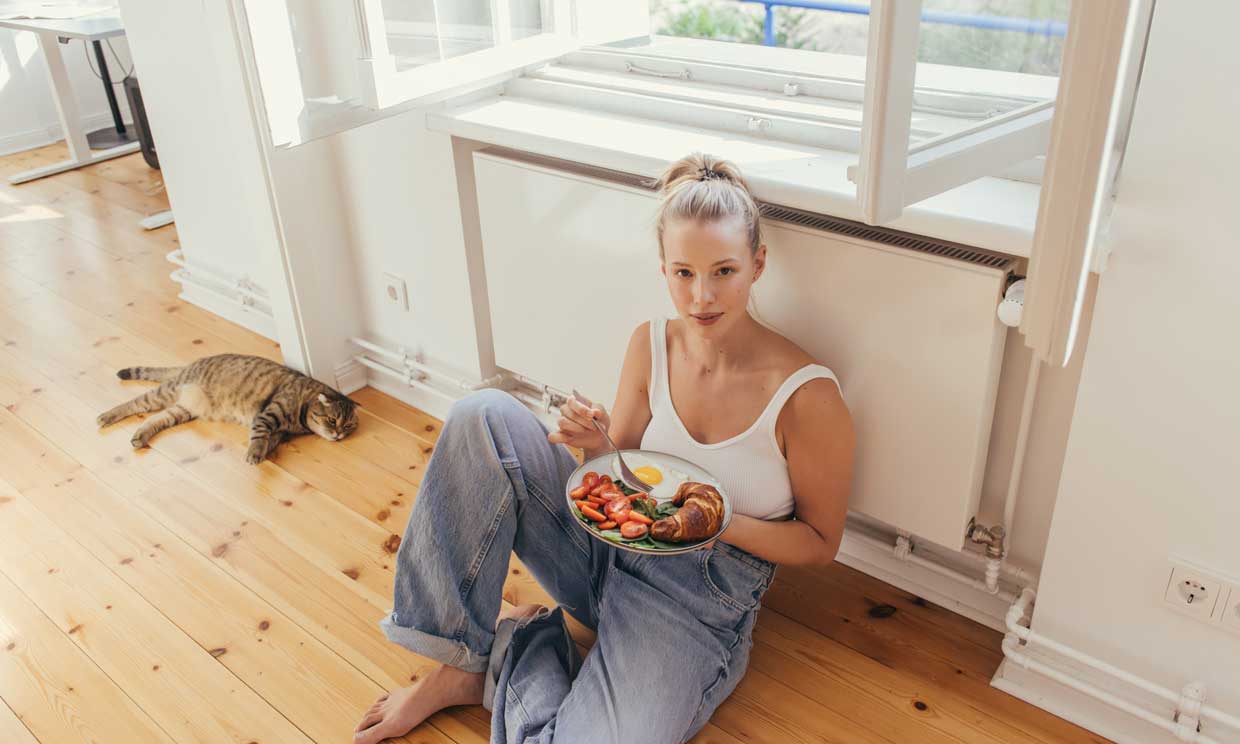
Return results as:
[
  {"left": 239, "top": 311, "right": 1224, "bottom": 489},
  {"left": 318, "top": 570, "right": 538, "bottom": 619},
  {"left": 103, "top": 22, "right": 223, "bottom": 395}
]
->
[
  {"left": 354, "top": 720, "right": 395, "bottom": 744},
  {"left": 354, "top": 710, "right": 383, "bottom": 735},
  {"left": 130, "top": 437, "right": 148, "bottom": 449}
]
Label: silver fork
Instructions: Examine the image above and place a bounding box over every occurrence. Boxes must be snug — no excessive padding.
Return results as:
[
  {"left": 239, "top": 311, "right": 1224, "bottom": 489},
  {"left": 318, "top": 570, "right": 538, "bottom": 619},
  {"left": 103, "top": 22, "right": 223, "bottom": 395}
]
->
[{"left": 571, "top": 389, "right": 653, "bottom": 495}]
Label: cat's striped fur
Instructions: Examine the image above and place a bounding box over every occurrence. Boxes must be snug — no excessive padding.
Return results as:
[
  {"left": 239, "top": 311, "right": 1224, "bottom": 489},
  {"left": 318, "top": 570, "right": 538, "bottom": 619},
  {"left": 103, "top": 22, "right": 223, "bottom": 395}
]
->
[{"left": 97, "top": 354, "right": 358, "bottom": 464}]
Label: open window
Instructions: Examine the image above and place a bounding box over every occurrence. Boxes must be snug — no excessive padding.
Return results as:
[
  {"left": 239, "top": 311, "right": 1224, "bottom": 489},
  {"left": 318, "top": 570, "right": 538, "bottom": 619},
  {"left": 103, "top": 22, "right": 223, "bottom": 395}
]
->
[
  {"left": 850, "top": 0, "right": 1149, "bottom": 366},
  {"left": 352, "top": 0, "right": 650, "bottom": 108},
  {"left": 234, "top": 0, "right": 1150, "bottom": 368}
]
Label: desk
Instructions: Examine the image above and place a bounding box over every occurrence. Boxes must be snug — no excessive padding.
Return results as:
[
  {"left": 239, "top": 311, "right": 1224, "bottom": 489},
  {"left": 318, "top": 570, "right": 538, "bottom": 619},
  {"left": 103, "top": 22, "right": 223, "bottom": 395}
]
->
[{"left": 0, "top": 10, "right": 140, "bottom": 184}]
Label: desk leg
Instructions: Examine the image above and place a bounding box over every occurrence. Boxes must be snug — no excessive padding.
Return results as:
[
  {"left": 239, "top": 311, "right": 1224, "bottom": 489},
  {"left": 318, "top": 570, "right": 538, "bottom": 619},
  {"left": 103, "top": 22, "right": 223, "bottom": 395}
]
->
[
  {"left": 42, "top": 31, "right": 91, "bottom": 161},
  {"left": 8, "top": 32, "right": 139, "bottom": 185}
]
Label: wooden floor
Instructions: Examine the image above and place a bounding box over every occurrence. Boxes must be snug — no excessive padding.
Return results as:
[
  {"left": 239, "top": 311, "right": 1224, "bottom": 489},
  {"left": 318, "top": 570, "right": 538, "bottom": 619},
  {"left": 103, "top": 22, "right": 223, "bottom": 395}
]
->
[{"left": 0, "top": 143, "right": 1109, "bottom": 744}]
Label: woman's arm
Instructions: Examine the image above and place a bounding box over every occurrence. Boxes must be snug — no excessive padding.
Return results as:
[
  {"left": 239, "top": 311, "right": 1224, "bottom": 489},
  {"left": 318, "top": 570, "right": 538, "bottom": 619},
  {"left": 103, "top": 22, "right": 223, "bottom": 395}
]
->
[
  {"left": 720, "top": 378, "right": 854, "bottom": 567},
  {"left": 548, "top": 322, "right": 652, "bottom": 460}
]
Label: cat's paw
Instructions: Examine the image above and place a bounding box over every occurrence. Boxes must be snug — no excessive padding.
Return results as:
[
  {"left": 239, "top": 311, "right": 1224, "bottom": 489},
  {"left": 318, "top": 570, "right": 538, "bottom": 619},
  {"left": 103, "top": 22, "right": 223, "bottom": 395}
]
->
[
  {"left": 130, "top": 434, "right": 149, "bottom": 449},
  {"left": 97, "top": 413, "right": 116, "bottom": 428},
  {"left": 244, "top": 447, "right": 265, "bottom": 465}
]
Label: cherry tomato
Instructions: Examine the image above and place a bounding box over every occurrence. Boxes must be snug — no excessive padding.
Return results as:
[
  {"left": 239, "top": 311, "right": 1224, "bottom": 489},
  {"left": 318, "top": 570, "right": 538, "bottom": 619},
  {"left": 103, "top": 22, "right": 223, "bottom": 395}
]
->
[
  {"left": 580, "top": 504, "right": 606, "bottom": 522},
  {"left": 600, "top": 488, "right": 623, "bottom": 501},
  {"left": 604, "top": 496, "right": 633, "bottom": 518},
  {"left": 570, "top": 485, "right": 590, "bottom": 499},
  {"left": 600, "top": 475, "right": 612, "bottom": 485},
  {"left": 590, "top": 482, "right": 610, "bottom": 497},
  {"left": 583, "top": 472, "right": 599, "bottom": 490},
  {"left": 597, "top": 520, "right": 617, "bottom": 530},
  {"left": 620, "top": 522, "right": 648, "bottom": 539},
  {"left": 626, "top": 511, "right": 653, "bottom": 526},
  {"left": 611, "top": 510, "right": 630, "bottom": 525}
]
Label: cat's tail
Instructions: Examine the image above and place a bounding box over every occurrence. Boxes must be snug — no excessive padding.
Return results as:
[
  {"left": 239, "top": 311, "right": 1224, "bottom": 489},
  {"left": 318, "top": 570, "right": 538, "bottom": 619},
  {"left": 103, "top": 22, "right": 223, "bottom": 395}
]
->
[{"left": 117, "top": 366, "right": 182, "bottom": 382}]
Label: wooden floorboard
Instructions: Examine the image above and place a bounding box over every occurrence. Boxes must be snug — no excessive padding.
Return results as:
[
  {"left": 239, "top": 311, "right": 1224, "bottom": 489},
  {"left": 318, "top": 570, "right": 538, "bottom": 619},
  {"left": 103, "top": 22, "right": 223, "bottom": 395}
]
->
[{"left": 0, "top": 143, "right": 1109, "bottom": 743}]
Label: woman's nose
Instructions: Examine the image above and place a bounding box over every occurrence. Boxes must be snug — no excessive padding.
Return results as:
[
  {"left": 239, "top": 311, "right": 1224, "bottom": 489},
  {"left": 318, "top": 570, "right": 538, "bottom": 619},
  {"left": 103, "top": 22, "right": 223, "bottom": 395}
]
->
[{"left": 694, "top": 277, "right": 715, "bottom": 304}]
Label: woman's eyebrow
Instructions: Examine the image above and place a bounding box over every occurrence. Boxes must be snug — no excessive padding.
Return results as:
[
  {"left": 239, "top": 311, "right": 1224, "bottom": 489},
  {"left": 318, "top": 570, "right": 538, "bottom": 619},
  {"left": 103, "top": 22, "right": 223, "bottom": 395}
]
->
[{"left": 669, "top": 258, "right": 741, "bottom": 267}]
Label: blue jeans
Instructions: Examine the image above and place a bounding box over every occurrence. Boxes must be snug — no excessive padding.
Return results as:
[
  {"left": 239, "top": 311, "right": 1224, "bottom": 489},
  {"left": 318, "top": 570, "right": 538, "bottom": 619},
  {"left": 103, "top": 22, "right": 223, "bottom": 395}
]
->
[{"left": 380, "top": 390, "right": 776, "bottom": 744}]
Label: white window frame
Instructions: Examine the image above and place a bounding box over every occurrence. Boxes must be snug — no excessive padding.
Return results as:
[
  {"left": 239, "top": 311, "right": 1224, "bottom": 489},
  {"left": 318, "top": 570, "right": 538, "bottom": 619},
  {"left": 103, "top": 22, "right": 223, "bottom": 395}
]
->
[
  {"left": 1021, "top": 0, "right": 1150, "bottom": 367},
  {"left": 352, "top": 0, "right": 649, "bottom": 109},
  {"left": 852, "top": 0, "right": 1148, "bottom": 366},
  {"left": 258, "top": 0, "right": 1146, "bottom": 367}
]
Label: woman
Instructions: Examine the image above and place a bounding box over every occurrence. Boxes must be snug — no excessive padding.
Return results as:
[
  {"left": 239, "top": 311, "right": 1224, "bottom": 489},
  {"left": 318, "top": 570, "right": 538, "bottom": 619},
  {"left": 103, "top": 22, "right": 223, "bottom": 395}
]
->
[{"left": 355, "top": 153, "right": 855, "bottom": 744}]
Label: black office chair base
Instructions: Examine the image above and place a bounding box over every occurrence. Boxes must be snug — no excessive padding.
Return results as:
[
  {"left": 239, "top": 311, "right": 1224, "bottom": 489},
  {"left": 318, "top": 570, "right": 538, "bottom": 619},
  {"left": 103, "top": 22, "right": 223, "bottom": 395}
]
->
[{"left": 86, "top": 126, "right": 137, "bottom": 150}]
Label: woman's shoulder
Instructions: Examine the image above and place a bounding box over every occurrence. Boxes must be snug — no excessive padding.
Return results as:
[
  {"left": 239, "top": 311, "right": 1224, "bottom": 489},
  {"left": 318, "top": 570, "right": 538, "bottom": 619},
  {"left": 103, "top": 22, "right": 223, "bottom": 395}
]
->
[{"left": 758, "top": 325, "right": 827, "bottom": 378}]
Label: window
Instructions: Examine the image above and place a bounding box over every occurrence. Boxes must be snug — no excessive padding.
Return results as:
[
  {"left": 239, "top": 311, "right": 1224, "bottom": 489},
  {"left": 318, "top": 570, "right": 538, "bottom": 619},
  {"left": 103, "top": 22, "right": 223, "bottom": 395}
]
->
[
  {"left": 351, "top": 0, "right": 648, "bottom": 108},
  {"left": 238, "top": 0, "right": 1149, "bottom": 367}
]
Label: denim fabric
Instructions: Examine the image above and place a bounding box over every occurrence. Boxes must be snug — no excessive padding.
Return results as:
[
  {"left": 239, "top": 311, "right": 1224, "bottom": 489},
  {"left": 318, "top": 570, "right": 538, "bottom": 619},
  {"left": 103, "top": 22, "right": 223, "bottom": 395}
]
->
[{"left": 381, "top": 389, "right": 775, "bottom": 744}]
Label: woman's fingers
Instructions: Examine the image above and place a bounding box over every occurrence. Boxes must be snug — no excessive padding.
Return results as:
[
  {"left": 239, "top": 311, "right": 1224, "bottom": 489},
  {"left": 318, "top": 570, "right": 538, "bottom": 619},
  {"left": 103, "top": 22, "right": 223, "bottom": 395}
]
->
[{"left": 558, "top": 416, "right": 588, "bottom": 434}]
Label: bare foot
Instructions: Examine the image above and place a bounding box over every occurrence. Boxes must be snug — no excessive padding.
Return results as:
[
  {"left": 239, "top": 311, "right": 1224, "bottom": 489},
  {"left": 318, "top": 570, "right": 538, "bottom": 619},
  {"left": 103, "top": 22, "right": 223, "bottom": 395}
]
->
[
  {"left": 353, "top": 664, "right": 484, "bottom": 743},
  {"left": 353, "top": 604, "right": 545, "bottom": 743}
]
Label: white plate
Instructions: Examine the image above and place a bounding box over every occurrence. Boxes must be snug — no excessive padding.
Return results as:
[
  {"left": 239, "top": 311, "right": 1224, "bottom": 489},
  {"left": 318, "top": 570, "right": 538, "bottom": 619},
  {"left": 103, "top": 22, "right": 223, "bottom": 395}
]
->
[{"left": 564, "top": 449, "right": 733, "bottom": 555}]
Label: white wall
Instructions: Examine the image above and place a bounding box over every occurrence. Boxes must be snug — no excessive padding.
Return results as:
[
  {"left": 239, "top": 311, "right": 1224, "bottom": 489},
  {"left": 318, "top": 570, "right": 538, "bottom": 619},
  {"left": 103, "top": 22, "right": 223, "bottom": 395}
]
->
[
  {"left": 1031, "top": 0, "right": 1240, "bottom": 716},
  {"left": 118, "top": 0, "right": 1089, "bottom": 579},
  {"left": 0, "top": 28, "right": 133, "bottom": 155}
]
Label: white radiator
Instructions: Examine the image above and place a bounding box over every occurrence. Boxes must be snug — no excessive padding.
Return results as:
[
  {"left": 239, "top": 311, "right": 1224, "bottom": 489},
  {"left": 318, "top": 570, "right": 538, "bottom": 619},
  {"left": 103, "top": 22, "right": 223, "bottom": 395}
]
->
[{"left": 473, "top": 149, "right": 1012, "bottom": 549}]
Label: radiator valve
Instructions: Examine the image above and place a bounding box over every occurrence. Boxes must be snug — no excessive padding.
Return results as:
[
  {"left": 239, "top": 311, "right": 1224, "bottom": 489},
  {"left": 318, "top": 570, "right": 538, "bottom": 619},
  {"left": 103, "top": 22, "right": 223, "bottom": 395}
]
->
[
  {"left": 966, "top": 518, "right": 1007, "bottom": 559},
  {"left": 998, "top": 278, "right": 1025, "bottom": 327}
]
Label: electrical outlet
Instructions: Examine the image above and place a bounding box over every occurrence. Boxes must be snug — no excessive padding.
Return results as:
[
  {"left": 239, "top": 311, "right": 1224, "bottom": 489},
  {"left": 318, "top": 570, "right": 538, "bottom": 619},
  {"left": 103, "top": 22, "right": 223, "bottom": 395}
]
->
[
  {"left": 1218, "top": 584, "right": 1240, "bottom": 635},
  {"left": 382, "top": 273, "right": 409, "bottom": 312},
  {"left": 1163, "top": 561, "right": 1222, "bottom": 620}
]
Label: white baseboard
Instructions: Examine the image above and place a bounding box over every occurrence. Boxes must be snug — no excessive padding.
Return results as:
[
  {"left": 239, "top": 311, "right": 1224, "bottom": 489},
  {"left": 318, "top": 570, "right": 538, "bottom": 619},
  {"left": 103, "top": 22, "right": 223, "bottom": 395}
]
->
[
  {"left": 834, "top": 529, "right": 1017, "bottom": 632},
  {"left": 0, "top": 113, "right": 133, "bottom": 157},
  {"left": 993, "top": 655, "right": 1239, "bottom": 744},
  {"left": 366, "top": 375, "right": 458, "bottom": 423},
  {"left": 177, "top": 286, "right": 277, "bottom": 342},
  {"left": 333, "top": 358, "right": 368, "bottom": 395}
]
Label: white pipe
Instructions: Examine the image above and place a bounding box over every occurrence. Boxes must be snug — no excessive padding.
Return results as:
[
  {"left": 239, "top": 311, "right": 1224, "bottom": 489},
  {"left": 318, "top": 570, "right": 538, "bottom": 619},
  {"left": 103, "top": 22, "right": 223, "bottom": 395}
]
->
[
  {"left": 882, "top": 533, "right": 1019, "bottom": 603},
  {"left": 169, "top": 269, "right": 273, "bottom": 318},
  {"left": 353, "top": 355, "right": 459, "bottom": 404},
  {"left": 1004, "top": 354, "right": 1042, "bottom": 538},
  {"left": 166, "top": 250, "right": 268, "bottom": 305},
  {"left": 1000, "top": 636, "right": 1224, "bottom": 744},
  {"left": 955, "top": 546, "right": 1040, "bottom": 587},
  {"left": 349, "top": 337, "right": 503, "bottom": 391},
  {"left": 1005, "top": 589, "right": 1240, "bottom": 738}
]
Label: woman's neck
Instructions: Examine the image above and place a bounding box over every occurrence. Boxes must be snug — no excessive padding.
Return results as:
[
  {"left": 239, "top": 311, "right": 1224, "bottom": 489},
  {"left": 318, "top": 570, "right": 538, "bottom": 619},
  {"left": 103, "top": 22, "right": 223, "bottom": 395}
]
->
[{"left": 678, "top": 312, "right": 765, "bottom": 374}]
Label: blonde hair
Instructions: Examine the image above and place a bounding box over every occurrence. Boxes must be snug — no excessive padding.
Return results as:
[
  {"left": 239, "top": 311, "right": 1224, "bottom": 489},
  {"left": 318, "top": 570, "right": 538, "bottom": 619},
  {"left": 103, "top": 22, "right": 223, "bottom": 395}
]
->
[{"left": 654, "top": 153, "right": 761, "bottom": 258}]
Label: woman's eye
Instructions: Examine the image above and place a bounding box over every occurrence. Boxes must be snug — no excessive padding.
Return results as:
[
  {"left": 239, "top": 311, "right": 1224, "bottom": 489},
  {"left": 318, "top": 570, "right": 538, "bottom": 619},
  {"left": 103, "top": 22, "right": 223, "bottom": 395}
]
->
[
  {"left": 676, "top": 269, "right": 692, "bottom": 278},
  {"left": 718, "top": 267, "right": 735, "bottom": 276}
]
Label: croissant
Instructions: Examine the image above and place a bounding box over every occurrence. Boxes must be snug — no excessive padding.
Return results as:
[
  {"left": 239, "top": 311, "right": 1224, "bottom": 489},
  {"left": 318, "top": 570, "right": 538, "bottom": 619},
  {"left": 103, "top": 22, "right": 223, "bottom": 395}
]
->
[{"left": 651, "top": 482, "right": 725, "bottom": 543}]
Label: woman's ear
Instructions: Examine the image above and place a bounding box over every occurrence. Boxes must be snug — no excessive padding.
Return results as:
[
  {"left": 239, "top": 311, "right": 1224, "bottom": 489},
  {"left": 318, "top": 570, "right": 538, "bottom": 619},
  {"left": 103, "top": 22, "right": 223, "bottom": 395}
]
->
[{"left": 752, "top": 244, "right": 767, "bottom": 281}]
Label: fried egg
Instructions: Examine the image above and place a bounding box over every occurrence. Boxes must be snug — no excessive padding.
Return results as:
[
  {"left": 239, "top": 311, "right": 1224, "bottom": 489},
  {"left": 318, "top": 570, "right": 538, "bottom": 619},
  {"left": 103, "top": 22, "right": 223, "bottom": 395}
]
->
[{"left": 611, "top": 454, "right": 691, "bottom": 502}]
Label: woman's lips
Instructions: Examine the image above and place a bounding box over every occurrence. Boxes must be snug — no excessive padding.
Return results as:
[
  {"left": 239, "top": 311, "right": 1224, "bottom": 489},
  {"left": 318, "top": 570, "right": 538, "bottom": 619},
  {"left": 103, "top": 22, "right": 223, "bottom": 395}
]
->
[{"left": 691, "top": 313, "right": 722, "bottom": 326}]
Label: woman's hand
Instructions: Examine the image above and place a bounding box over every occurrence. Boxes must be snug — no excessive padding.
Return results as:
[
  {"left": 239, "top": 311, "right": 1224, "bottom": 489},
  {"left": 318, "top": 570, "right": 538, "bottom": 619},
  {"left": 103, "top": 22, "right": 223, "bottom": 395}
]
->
[{"left": 547, "top": 393, "right": 611, "bottom": 456}]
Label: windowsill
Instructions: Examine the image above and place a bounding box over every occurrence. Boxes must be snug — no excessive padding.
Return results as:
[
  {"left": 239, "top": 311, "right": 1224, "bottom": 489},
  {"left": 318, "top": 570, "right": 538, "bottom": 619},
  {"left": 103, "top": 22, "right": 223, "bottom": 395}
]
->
[{"left": 427, "top": 94, "right": 1041, "bottom": 258}]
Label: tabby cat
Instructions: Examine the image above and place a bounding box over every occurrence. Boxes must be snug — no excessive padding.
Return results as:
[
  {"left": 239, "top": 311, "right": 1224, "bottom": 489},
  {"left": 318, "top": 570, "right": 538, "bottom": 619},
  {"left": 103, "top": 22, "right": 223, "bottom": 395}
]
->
[{"left": 96, "top": 353, "right": 359, "bottom": 464}]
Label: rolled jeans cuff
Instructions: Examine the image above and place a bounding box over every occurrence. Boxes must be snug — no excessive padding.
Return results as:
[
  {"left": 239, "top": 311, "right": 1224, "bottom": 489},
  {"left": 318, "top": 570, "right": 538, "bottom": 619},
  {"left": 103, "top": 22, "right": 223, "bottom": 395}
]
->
[{"left": 379, "top": 612, "right": 491, "bottom": 675}]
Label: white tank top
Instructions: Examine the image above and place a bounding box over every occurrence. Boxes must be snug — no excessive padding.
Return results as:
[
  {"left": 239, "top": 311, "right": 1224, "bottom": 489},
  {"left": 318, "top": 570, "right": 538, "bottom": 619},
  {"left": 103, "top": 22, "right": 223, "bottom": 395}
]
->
[{"left": 639, "top": 317, "right": 840, "bottom": 520}]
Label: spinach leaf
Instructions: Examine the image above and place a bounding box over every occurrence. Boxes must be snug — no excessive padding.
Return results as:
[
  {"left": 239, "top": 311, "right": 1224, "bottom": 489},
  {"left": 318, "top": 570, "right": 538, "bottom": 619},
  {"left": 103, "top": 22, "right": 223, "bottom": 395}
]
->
[
  {"left": 656, "top": 502, "right": 679, "bottom": 518},
  {"left": 632, "top": 499, "right": 660, "bottom": 521}
]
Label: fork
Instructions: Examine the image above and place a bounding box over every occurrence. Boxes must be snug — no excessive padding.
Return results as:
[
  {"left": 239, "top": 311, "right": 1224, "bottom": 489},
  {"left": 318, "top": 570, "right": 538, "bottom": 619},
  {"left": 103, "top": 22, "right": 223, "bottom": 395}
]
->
[{"left": 571, "top": 389, "right": 653, "bottom": 495}]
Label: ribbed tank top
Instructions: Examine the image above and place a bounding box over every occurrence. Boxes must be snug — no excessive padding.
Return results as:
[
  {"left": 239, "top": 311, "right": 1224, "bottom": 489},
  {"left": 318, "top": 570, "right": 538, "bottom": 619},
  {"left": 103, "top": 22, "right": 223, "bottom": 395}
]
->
[{"left": 639, "top": 317, "right": 840, "bottom": 520}]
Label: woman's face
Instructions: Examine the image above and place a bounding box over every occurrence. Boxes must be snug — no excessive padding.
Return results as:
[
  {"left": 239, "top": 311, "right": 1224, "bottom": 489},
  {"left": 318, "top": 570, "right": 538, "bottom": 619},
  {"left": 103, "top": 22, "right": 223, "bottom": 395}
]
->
[{"left": 661, "top": 217, "right": 765, "bottom": 337}]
